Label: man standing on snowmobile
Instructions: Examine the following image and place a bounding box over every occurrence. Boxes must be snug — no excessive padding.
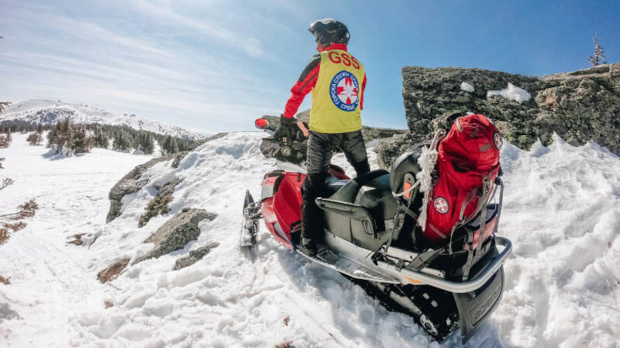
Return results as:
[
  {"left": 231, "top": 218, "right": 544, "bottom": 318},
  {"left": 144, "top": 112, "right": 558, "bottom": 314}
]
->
[{"left": 274, "top": 18, "right": 369, "bottom": 256}]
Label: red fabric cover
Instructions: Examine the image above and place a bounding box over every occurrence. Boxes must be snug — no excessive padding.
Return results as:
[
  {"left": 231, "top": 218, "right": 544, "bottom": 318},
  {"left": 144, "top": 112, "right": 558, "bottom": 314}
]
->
[{"left": 424, "top": 114, "right": 501, "bottom": 246}]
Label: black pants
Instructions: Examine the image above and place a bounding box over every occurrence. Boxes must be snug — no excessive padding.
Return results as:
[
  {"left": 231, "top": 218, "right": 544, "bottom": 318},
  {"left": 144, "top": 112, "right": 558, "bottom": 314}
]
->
[{"left": 301, "top": 130, "right": 370, "bottom": 243}]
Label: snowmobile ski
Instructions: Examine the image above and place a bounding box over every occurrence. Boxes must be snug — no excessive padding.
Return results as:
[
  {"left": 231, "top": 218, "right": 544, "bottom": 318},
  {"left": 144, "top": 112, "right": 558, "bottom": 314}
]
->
[{"left": 240, "top": 190, "right": 261, "bottom": 261}]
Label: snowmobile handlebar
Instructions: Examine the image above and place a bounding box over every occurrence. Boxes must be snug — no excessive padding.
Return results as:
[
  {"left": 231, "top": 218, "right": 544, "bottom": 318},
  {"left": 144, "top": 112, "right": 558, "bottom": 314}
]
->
[{"left": 377, "top": 236, "right": 512, "bottom": 293}]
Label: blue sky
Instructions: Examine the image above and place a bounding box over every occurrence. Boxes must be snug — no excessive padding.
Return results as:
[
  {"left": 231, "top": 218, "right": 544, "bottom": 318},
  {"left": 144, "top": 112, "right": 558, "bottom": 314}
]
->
[{"left": 1, "top": 0, "right": 618, "bottom": 134}]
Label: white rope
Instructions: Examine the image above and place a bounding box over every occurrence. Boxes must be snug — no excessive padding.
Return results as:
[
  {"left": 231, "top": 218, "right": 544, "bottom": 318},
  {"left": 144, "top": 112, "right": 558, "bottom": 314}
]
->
[{"left": 415, "top": 130, "right": 444, "bottom": 231}]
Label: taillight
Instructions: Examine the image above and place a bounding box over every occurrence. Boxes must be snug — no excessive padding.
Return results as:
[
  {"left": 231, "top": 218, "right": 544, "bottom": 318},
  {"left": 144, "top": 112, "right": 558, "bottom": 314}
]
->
[
  {"left": 403, "top": 182, "right": 412, "bottom": 199},
  {"left": 255, "top": 118, "right": 269, "bottom": 129},
  {"left": 467, "top": 216, "right": 498, "bottom": 250}
]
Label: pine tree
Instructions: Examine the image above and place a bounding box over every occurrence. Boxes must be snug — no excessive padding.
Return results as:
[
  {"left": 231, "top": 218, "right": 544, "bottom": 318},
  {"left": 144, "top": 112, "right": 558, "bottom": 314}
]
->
[
  {"left": 161, "top": 136, "right": 179, "bottom": 155},
  {"left": 0, "top": 128, "right": 12, "bottom": 148},
  {"left": 47, "top": 122, "right": 61, "bottom": 148},
  {"left": 27, "top": 131, "right": 43, "bottom": 146},
  {"left": 0, "top": 101, "right": 10, "bottom": 113},
  {"left": 72, "top": 124, "right": 93, "bottom": 153},
  {"left": 113, "top": 130, "right": 131, "bottom": 152},
  {"left": 137, "top": 132, "right": 154, "bottom": 154},
  {"left": 59, "top": 119, "right": 73, "bottom": 150},
  {"left": 588, "top": 33, "right": 607, "bottom": 67},
  {"left": 93, "top": 126, "right": 109, "bottom": 149}
]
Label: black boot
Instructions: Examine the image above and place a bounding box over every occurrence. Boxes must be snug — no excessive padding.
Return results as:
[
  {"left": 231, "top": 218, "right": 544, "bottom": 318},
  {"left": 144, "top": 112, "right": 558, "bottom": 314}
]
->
[
  {"left": 300, "top": 172, "right": 326, "bottom": 257},
  {"left": 297, "top": 238, "right": 318, "bottom": 257}
]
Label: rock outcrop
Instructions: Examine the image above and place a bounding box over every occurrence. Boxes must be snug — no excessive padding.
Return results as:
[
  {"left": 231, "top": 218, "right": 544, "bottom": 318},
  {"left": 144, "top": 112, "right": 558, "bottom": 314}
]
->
[
  {"left": 106, "top": 152, "right": 188, "bottom": 223},
  {"left": 138, "top": 179, "right": 182, "bottom": 228},
  {"left": 375, "top": 63, "right": 620, "bottom": 168},
  {"left": 136, "top": 208, "right": 217, "bottom": 263},
  {"left": 107, "top": 133, "right": 231, "bottom": 223},
  {"left": 173, "top": 242, "right": 220, "bottom": 270}
]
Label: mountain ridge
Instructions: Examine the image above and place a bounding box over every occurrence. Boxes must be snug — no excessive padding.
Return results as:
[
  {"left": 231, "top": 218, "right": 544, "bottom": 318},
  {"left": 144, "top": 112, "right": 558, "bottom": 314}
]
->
[{"left": 0, "top": 99, "right": 204, "bottom": 141}]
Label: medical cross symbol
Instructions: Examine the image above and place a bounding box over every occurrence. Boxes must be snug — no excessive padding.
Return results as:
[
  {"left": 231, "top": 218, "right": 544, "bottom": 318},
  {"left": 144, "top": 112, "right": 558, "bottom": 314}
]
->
[
  {"left": 434, "top": 197, "right": 449, "bottom": 214},
  {"left": 337, "top": 77, "right": 358, "bottom": 105},
  {"left": 330, "top": 71, "right": 359, "bottom": 112}
]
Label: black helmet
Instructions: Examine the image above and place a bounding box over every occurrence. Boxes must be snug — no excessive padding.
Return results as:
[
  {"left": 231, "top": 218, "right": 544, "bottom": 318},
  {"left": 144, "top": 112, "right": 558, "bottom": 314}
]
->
[{"left": 308, "top": 18, "right": 350, "bottom": 46}]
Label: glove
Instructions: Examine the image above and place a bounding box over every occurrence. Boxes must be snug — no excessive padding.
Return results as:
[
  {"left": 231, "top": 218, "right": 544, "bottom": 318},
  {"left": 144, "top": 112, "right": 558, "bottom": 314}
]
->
[{"left": 273, "top": 115, "right": 296, "bottom": 139}]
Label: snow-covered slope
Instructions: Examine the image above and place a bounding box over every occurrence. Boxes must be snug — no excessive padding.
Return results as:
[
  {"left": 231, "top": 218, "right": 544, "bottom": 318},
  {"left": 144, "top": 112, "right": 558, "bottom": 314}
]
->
[
  {"left": 1, "top": 100, "right": 204, "bottom": 141},
  {"left": 1, "top": 132, "right": 618, "bottom": 348}
]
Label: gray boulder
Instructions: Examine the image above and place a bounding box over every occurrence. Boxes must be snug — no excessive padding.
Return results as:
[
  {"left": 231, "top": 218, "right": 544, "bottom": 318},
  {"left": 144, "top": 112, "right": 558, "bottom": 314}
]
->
[
  {"left": 136, "top": 208, "right": 217, "bottom": 263},
  {"left": 173, "top": 242, "right": 220, "bottom": 270}
]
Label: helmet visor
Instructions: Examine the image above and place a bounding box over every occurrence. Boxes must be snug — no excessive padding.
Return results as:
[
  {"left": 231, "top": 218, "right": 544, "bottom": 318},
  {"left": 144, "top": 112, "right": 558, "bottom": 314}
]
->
[{"left": 308, "top": 18, "right": 336, "bottom": 34}]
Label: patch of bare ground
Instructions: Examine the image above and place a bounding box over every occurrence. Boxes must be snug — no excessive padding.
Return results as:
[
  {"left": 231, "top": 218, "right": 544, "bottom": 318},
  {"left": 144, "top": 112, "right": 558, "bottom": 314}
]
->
[
  {"left": 275, "top": 342, "right": 295, "bottom": 348},
  {"left": 97, "top": 258, "right": 130, "bottom": 283},
  {"left": 67, "top": 233, "right": 86, "bottom": 246}
]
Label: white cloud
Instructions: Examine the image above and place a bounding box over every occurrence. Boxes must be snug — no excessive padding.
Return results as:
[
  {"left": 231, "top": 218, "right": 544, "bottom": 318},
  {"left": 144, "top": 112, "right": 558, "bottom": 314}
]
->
[
  {"left": 131, "top": 0, "right": 265, "bottom": 58},
  {"left": 0, "top": 0, "right": 291, "bottom": 133}
]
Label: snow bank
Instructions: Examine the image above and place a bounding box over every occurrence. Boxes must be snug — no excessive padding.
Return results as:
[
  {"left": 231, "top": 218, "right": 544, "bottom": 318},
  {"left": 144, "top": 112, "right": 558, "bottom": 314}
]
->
[
  {"left": 1, "top": 132, "right": 619, "bottom": 348},
  {"left": 495, "top": 136, "right": 620, "bottom": 348},
  {"left": 487, "top": 83, "right": 532, "bottom": 103}
]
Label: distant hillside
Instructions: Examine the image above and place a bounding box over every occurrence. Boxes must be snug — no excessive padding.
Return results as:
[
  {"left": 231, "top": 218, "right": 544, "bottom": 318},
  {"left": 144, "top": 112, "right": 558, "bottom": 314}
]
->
[{"left": 0, "top": 99, "right": 204, "bottom": 141}]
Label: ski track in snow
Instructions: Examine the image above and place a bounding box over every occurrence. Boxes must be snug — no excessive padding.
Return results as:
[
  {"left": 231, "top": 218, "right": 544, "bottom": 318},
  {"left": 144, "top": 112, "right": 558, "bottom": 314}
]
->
[{"left": 1, "top": 132, "right": 619, "bottom": 348}]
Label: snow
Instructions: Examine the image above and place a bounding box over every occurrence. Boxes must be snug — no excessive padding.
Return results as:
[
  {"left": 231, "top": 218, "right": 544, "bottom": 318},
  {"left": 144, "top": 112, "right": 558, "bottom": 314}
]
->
[
  {"left": 1, "top": 100, "right": 204, "bottom": 141},
  {"left": 460, "top": 82, "right": 475, "bottom": 93},
  {"left": 1, "top": 132, "right": 619, "bottom": 348},
  {"left": 487, "top": 83, "right": 532, "bottom": 103}
]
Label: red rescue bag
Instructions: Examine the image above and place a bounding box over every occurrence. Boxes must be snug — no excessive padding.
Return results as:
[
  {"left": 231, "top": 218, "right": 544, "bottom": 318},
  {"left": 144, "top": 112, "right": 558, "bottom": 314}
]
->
[{"left": 423, "top": 114, "right": 502, "bottom": 246}]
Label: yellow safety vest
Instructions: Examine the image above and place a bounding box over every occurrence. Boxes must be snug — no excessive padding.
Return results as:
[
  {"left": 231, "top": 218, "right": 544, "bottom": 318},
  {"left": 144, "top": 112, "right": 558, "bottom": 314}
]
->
[{"left": 310, "top": 49, "right": 365, "bottom": 133}]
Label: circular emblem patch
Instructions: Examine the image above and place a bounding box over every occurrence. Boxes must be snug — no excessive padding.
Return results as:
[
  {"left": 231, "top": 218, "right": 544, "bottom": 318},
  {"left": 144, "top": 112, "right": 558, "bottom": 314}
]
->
[
  {"left": 434, "top": 197, "right": 449, "bottom": 215},
  {"left": 330, "top": 71, "right": 359, "bottom": 112},
  {"left": 494, "top": 132, "right": 503, "bottom": 150}
]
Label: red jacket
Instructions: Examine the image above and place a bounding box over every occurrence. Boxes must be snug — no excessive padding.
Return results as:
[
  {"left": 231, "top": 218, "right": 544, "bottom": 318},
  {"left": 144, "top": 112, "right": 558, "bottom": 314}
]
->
[{"left": 283, "top": 43, "right": 367, "bottom": 118}]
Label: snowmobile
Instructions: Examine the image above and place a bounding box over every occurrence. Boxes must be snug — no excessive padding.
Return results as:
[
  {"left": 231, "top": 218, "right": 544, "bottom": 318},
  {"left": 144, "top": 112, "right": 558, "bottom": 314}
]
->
[
  {"left": 255, "top": 117, "right": 308, "bottom": 167},
  {"left": 241, "top": 117, "right": 512, "bottom": 343}
]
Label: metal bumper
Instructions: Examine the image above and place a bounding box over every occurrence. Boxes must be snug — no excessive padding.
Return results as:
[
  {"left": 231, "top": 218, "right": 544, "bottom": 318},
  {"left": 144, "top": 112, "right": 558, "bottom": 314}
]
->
[{"left": 377, "top": 237, "right": 512, "bottom": 293}]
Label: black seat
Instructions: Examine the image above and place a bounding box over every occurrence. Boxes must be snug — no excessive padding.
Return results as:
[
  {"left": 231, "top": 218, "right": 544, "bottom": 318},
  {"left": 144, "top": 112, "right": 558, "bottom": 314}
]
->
[
  {"left": 318, "top": 170, "right": 398, "bottom": 251},
  {"left": 324, "top": 175, "right": 349, "bottom": 196}
]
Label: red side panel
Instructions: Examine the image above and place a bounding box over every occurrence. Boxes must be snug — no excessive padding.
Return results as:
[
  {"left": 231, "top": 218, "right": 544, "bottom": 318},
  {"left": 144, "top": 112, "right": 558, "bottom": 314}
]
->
[
  {"left": 260, "top": 172, "right": 305, "bottom": 249},
  {"left": 273, "top": 173, "right": 306, "bottom": 235},
  {"left": 260, "top": 167, "right": 349, "bottom": 249}
]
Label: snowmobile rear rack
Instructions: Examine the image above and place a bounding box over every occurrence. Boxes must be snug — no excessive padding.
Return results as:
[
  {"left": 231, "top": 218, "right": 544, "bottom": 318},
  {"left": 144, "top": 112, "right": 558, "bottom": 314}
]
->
[{"left": 376, "top": 236, "right": 511, "bottom": 293}]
